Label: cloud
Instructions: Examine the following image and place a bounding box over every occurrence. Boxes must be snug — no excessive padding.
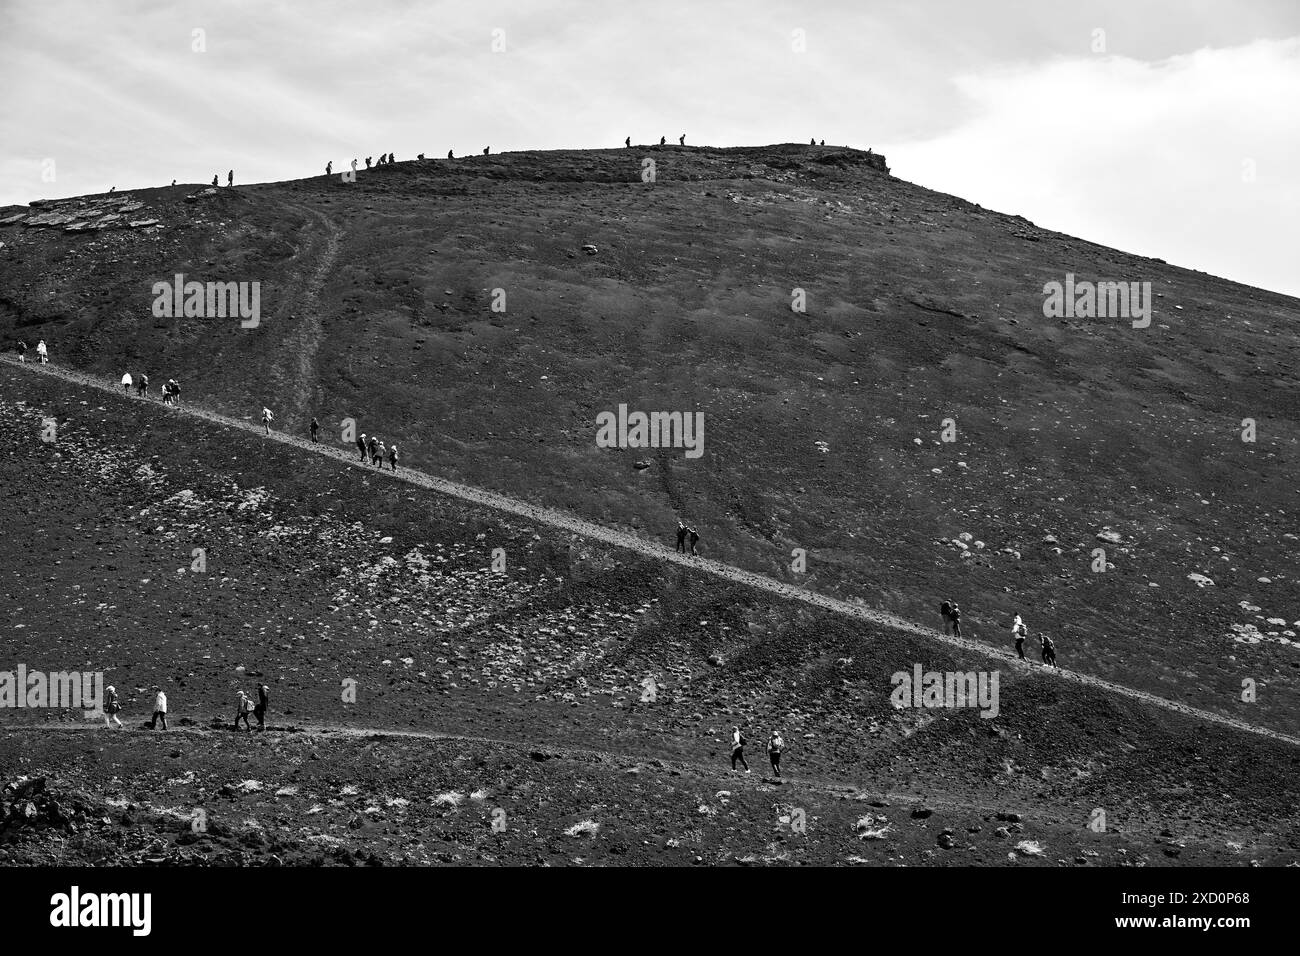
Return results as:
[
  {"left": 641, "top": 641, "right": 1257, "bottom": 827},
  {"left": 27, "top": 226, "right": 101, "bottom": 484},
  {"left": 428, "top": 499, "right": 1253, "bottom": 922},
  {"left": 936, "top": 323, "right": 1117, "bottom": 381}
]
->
[{"left": 883, "top": 39, "right": 1300, "bottom": 297}]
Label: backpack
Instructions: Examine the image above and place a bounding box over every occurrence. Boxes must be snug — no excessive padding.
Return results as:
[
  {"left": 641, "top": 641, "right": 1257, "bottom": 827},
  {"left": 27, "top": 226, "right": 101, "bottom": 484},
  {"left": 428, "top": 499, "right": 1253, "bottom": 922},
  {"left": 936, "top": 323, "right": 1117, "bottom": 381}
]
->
[
  {"left": 941, "top": 601, "right": 952, "bottom": 617},
  {"left": 770, "top": 735, "right": 783, "bottom": 753}
]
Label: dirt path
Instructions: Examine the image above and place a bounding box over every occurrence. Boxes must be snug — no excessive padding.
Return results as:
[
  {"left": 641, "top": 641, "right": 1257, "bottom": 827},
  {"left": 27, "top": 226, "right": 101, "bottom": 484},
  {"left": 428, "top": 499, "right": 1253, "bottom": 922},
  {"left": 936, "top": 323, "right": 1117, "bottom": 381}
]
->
[
  {"left": 277, "top": 201, "right": 342, "bottom": 423},
  {"left": 3, "top": 356, "right": 1297, "bottom": 748}
]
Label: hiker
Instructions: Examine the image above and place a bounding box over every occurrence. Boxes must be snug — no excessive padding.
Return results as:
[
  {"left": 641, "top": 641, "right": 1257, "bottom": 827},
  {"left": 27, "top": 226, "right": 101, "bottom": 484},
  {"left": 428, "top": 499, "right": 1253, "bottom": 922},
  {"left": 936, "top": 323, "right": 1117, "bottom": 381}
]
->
[
  {"left": 326, "top": 161, "right": 332, "bottom": 176},
  {"left": 448, "top": 149, "right": 454, "bottom": 159},
  {"left": 376, "top": 440, "right": 387, "bottom": 468},
  {"left": 1041, "top": 634, "right": 1057, "bottom": 667},
  {"left": 483, "top": 146, "right": 490, "bottom": 155},
  {"left": 675, "top": 521, "right": 687, "bottom": 553},
  {"left": 688, "top": 527, "right": 700, "bottom": 556},
  {"left": 103, "top": 685, "right": 123, "bottom": 729},
  {"left": 365, "top": 156, "right": 372, "bottom": 169},
  {"left": 819, "top": 139, "right": 824, "bottom": 146},
  {"left": 367, "top": 434, "right": 379, "bottom": 465},
  {"left": 36, "top": 340, "right": 48, "bottom": 364},
  {"left": 417, "top": 153, "right": 425, "bottom": 161},
  {"left": 659, "top": 136, "right": 665, "bottom": 146},
  {"left": 121, "top": 372, "right": 132, "bottom": 394},
  {"left": 254, "top": 683, "right": 270, "bottom": 731},
  {"left": 171, "top": 179, "right": 176, "bottom": 186},
  {"left": 109, "top": 186, "right": 115, "bottom": 193},
  {"left": 137, "top": 373, "right": 149, "bottom": 398},
  {"left": 388, "top": 152, "right": 394, "bottom": 164},
  {"left": 261, "top": 407, "right": 275, "bottom": 435},
  {"left": 169, "top": 379, "right": 181, "bottom": 406},
  {"left": 768, "top": 730, "right": 784, "bottom": 778},
  {"left": 161, "top": 381, "right": 173, "bottom": 405},
  {"left": 940, "top": 600, "right": 953, "bottom": 634},
  {"left": 679, "top": 133, "right": 685, "bottom": 145},
  {"left": 151, "top": 690, "right": 168, "bottom": 730},
  {"left": 624, "top": 136, "right": 630, "bottom": 148},
  {"left": 212, "top": 174, "right": 219, "bottom": 186},
  {"left": 1012, "top": 614, "right": 1028, "bottom": 660},
  {"left": 310, "top": 417, "right": 320, "bottom": 442},
  {"left": 387, "top": 442, "right": 399, "bottom": 471},
  {"left": 376, "top": 155, "right": 384, "bottom": 166},
  {"left": 949, "top": 602, "right": 963, "bottom": 638},
  {"left": 730, "top": 726, "right": 750, "bottom": 772},
  {"left": 234, "top": 691, "right": 253, "bottom": 731},
  {"left": 227, "top": 170, "right": 233, "bottom": 187},
  {"left": 351, "top": 159, "right": 358, "bottom": 174},
  {"left": 16, "top": 341, "right": 26, "bottom": 363},
  {"left": 810, "top": 138, "right": 815, "bottom": 146},
  {"left": 357, "top": 432, "right": 368, "bottom": 461}
]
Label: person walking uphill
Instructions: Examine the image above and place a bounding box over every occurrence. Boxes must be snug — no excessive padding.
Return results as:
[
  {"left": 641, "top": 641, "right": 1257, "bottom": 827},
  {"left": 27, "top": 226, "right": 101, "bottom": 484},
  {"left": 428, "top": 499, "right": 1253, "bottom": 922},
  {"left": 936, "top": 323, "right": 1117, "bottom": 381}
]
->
[
  {"left": 36, "top": 340, "right": 48, "bottom": 364},
  {"left": 261, "top": 407, "right": 275, "bottom": 435},
  {"left": 150, "top": 689, "right": 168, "bottom": 730},
  {"left": 234, "top": 691, "right": 253, "bottom": 731},
  {"left": 688, "top": 527, "right": 700, "bottom": 556},
  {"left": 675, "top": 521, "right": 688, "bottom": 553},
  {"left": 940, "top": 600, "right": 953, "bottom": 634},
  {"left": 1040, "top": 633, "right": 1057, "bottom": 667},
  {"left": 768, "top": 730, "right": 784, "bottom": 778},
  {"left": 387, "top": 443, "right": 399, "bottom": 471},
  {"left": 1012, "top": 614, "right": 1028, "bottom": 660},
  {"left": 730, "top": 726, "right": 750, "bottom": 773},
  {"left": 121, "top": 372, "right": 132, "bottom": 394},
  {"left": 254, "top": 683, "right": 270, "bottom": 731},
  {"left": 310, "top": 417, "right": 320, "bottom": 443},
  {"left": 103, "top": 685, "right": 123, "bottom": 728},
  {"left": 949, "top": 602, "right": 963, "bottom": 638},
  {"left": 367, "top": 435, "right": 379, "bottom": 465}
]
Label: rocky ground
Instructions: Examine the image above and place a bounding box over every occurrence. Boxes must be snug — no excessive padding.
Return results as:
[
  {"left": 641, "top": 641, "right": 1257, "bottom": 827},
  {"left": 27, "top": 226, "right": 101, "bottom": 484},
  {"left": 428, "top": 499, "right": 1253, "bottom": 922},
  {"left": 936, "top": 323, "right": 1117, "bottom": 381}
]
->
[{"left": 1, "top": 367, "right": 1297, "bottom": 866}]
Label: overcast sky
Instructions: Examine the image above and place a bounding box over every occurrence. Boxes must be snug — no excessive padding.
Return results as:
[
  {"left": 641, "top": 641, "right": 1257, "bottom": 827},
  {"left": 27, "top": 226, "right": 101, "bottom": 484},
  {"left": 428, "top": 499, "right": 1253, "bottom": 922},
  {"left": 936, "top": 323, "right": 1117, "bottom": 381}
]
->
[{"left": 3, "top": 0, "right": 1298, "bottom": 297}]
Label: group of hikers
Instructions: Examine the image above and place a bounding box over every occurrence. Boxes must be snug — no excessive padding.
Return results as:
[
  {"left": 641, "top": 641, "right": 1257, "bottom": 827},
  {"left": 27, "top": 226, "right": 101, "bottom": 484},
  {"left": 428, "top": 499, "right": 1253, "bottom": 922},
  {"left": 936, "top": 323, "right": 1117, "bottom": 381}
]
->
[
  {"left": 941, "top": 602, "right": 1058, "bottom": 666},
  {"left": 210, "top": 170, "right": 234, "bottom": 187},
  {"left": 674, "top": 521, "right": 701, "bottom": 556},
  {"left": 121, "top": 372, "right": 182, "bottom": 404},
  {"left": 353, "top": 430, "right": 401, "bottom": 470},
  {"left": 729, "top": 727, "right": 784, "bottom": 777},
  {"left": 14, "top": 339, "right": 48, "bottom": 364},
  {"left": 102, "top": 685, "right": 270, "bottom": 732}
]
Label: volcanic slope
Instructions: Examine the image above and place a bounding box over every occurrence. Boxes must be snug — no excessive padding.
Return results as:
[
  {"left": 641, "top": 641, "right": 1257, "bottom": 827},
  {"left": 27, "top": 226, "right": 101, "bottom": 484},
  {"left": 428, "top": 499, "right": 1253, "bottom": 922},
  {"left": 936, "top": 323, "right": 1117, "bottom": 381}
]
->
[
  {"left": 0, "top": 366, "right": 1297, "bottom": 866},
  {"left": 1, "top": 143, "right": 1298, "bottom": 737}
]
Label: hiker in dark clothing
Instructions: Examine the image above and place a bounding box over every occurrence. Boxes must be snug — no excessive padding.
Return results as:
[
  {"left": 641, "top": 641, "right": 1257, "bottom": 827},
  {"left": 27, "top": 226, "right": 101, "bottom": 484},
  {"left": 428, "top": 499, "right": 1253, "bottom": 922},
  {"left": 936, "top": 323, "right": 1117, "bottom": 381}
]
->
[
  {"left": 810, "top": 138, "right": 816, "bottom": 145},
  {"left": 326, "top": 161, "right": 332, "bottom": 176},
  {"left": 137, "top": 374, "right": 149, "bottom": 398},
  {"left": 357, "top": 432, "right": 368, "bottom": 461},
  {"left": 675, "top": 521, "right": 687, "bottom": 553},
  {"left": 625, "top": 136, "right": 631, "bottom": 148},
  {"left": 365, "top": 157, "right": 372, "bottom": 169},
  {"left": 483, "top": 146, "right": 490, "bottom": 155},
  {"left": 819, "top": 139, "right": 824, "bottom": 146},
  {"left": 387, "top": 443, "right": 399, "bottom": 471},
  {"left": 367, "top": 435, "right": 379, "bottom": 465},
  {"left": 768, "top": 731, "right": 784, "bottom": 778},
  {"left": 679, "top": 133, "right": 685, "bottom": 145},
  {"left": 730, "top": 726, "right": 750, "bottom": 772},
  {"left": 212, "top": 174, "right": 219, "bottom": 186},
  {"left": 448, "top": 149, "right": 454, "bottom": 159},
  {"left": 16, "top": 341, "right": 27, "bottom": 363},
  {"left": 949, "top": 603, "right": 963, "bottom": 638},
  {"left": 1040, "top": 634, "right": 1057, "bottom": 667},
  {"left": 388, "top": 152, "right": 394, "bottom": 164},
  {"left": 688, "top": 527, "right": 700, "bottom": 556},
  {"left": 310, "top": 417, "right": 320, "bottom": 442},
  {"left": 254, "top": 684, "right": 269, "bottom": 731},
  {"left": 659, "top": 136, "right": 665, "bottom": 146},
  {"left": 940, "top": 600, "right": 953, "bottom": 634},
  {"left": 227, "top": 170, "right": 233, "bottom": 187}
]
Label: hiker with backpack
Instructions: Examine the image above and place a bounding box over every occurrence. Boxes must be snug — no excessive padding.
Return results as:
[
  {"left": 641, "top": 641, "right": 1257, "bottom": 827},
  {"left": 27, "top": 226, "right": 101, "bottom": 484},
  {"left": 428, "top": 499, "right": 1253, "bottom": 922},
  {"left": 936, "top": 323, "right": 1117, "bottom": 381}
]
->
[
  {"left": 367, "top": 435, "right": 379, "bottom": 465},
  {"left": 1012, "top": 614, "right": 1028, "bottom": 660},
  {"left": 949, "top": 602, "right": 963, "bottom": 638},
  {"left": 121, "top": 373, "right": 132, "bottom": 394},
  {"left": 36, "top": 340, "right": 48, "bottom": 364},
  {"left": 940, "top": 600, "right": 953, "bottom": 633},
  {"left": 137, "top": 373, "right": 149, "bottom": 398},
  {"left": 387, "top": 443, "right": 399, "bottom": 471},
  {"left": 310, "top": 417, "right": 320, "bottom": 443},
  {"left": 234, "top": 690, "right": 254, "bottom": 731},
  {"left": 16, "top": 341, "right": 27, "bottom": 363},
  {"left": 376, "top": 440, "right": 387, "bottom": 468},
  {"left": 261, "top": 407, "right": 275, "bottom": 435},
  {"left": 688, "top": 527, "right": 700, "bottom": 556},
  {"left": 730, "top": 726, "right": 750, "bottom": 773},
  {"left": 768, "top": 730, "right": 784, "bottom": 778},
  {"left": 675, "top": 521, "right": 688, "bottom": 553},
  {"left": 103, "top": 686, "right": 123, "bottom": 728},
  {"left": 1040, "top": 634, "right": 1057, "bottom": 667},
  {"left": 357, "top": 432, "right": 368, "bottom": 461}
]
